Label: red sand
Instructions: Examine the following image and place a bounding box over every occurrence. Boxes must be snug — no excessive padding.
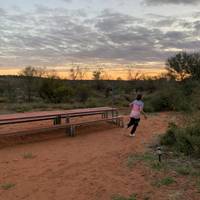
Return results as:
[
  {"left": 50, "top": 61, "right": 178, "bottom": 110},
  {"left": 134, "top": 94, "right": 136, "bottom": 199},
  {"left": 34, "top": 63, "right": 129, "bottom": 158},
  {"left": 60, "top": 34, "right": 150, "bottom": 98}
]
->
[{"left": 0, "top": 112, "right": 199, "bottom": 200}]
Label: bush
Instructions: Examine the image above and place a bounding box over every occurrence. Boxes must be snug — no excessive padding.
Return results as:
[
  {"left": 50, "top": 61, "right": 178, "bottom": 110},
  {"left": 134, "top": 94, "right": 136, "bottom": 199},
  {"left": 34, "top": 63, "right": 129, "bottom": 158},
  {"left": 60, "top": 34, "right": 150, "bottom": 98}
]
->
[
  {"left": 85, "top": 97, "right": 103, "bottom": 108},
  {"left": 147, "top": 83, "right": 191, "bottom": 112},
  {"left": 9, "top": 104, "right": 33, "bottom": 113},
  {"left": 75, "top": 84, "right": 90, "bottom": 103},
  {"left": 160, "top": 121, "right": 200, "bottom": 157},
  {"left": 0, "top": 97, "right": 8, "bottom": 103},
  {"left": 39, "top": 79, "right": 72, "bottom": 103},
  {"left": 160, "top": 123, "right": 177, "bottom": 146},
  {"left": 154, "top": 177, "right": 176, "bottom": 187}
]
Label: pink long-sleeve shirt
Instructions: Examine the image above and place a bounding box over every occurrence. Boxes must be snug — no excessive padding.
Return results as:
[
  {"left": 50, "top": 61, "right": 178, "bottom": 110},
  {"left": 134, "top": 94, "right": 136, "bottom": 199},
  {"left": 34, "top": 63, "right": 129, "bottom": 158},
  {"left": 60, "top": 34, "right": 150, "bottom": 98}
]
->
[{"left": 129, "top": 100, "right": 144, "bottom": 119}]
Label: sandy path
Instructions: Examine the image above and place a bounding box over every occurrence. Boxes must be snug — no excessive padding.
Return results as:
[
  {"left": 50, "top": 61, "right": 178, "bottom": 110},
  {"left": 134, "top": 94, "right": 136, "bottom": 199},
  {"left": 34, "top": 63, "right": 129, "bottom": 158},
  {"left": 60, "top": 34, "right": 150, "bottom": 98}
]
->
[{"left": 0, "top": 113, "right": 199, "bottom": 200}]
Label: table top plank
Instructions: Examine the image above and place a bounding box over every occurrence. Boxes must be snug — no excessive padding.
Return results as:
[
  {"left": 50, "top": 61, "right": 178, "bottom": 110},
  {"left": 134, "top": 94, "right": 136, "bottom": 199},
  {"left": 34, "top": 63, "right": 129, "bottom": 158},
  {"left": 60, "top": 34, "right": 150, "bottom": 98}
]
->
[{"left": 0, "top": 107, "right": 117, "bottom": 122}]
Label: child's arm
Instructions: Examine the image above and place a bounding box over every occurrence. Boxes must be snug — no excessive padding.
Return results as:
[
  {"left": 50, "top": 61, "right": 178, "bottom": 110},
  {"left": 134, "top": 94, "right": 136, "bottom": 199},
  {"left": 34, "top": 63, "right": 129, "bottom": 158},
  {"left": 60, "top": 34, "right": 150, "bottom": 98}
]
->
[{"left": 141, "top": 110, "right": 147, "bottom": 119}]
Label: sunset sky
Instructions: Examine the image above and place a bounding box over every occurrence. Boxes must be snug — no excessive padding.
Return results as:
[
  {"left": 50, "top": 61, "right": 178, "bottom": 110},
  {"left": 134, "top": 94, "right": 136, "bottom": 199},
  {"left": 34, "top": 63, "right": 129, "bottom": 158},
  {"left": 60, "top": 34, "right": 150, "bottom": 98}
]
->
[{"left": 0, "top": 0, "right": 200, "bottom": 78}]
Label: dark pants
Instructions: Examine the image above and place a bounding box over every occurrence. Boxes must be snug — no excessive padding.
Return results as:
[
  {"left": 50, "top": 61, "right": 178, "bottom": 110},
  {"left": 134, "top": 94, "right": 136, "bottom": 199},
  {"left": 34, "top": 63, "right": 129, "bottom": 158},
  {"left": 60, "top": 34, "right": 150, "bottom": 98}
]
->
[{"left": 127, "top": 118, "right": 140, "bottom": 134}]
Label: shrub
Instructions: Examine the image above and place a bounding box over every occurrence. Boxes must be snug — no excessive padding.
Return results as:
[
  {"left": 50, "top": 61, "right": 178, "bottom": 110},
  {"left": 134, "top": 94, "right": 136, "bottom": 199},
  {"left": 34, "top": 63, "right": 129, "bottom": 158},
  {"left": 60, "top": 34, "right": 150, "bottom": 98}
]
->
[
  {"left": 9, "top": 104, "right": 33, "bottom": 113},
  {"left": 39, "top": 79, "right": 72, "bottom": 103},
  {"left": 146, "top": 82, "right": 193, "bottom": 112},
  {"left": 160, "top": 123, "right": 177, "bottom": 146},
  {"left": 154, "top": 177, "right": 176, "bottom": 187},
  {"left": 0, "top": 97, "right": 8, "bottom": 103},
  {"left": 160, "top": 121, "right": 200, "bottom": 158},
  {"left": 85, "top": 97, "right": 103, "bottom": 108},
  {"left": 175, "top": 166, "right": 192, "bottom": 175},
  {"left": 75, "top": 84, "right": 90, "bottom": 103}
]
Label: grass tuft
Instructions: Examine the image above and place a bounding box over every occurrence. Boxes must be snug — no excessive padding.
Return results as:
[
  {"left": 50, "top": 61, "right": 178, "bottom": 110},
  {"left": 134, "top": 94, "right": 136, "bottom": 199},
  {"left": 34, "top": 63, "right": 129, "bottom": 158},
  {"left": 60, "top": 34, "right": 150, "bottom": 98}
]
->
[
  {"left": 1, "top": 183, "right": 15, "bottom": 190},
  {"left": 112, "top": 193, "right": 137, "bottom": 200},
  {"left": 153, "top": 177, "right": 176, "bottom": 187},
  {"left": 23, "top": 152, "right": 36, "bottom": 159},
  {"left": 126, "top": 153, "right": 166, "bottom": 171}
]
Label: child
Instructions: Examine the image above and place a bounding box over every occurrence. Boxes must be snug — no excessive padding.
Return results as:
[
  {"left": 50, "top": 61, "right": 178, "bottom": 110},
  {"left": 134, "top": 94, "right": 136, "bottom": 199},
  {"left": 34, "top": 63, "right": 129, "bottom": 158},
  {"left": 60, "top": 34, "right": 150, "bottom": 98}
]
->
[{"left": 127, "top": 94, "right": 147, "bottom": 137}]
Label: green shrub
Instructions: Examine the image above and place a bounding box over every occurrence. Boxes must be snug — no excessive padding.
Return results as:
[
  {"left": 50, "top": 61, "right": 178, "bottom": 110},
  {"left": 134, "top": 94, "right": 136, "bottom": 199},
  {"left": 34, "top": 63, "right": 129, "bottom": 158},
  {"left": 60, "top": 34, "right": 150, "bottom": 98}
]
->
[
  {"left": 0, "top": 97, "right": 8, "bottom": 103},
  {"left": 146, "top": 82, "right": 192, "bottom": 112},
  {"left": 85, "top": 97, "right": 103, "bottom": 108},
  {"left": 9, "top": 104, "right": 33, "bottom": 113},
  {"left": 160, "top": 177, "right": 176, "bottom": 185},
  {"left": 143, "top": 103, "right": 155, "bottom": 113},
  {"left": 39, "top": 79, "right": 73, "bottom": 103},
  {"left": 154, "top": 177, "right": 176, "bottom": 187},
  {"left": 112, "top": 193, "right": 137, "bottom": 200},
  {"left": 161, "top": 122, "right": 200, "bottom": 158},
  {"left": 175, "top": 166, "right": 192, "bottom": 175},
  {"left": 75, "top": 84, "right": 90, "bottom": 103},
  {"left": 160, "top": 123, "right": 177, "bottom": 146}
]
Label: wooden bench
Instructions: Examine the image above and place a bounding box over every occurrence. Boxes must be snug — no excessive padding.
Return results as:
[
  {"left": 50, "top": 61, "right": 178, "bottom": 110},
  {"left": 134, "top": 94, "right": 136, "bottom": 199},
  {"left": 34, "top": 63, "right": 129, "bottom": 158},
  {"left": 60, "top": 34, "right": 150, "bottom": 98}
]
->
[
  {"left": 66, "top": 116, "right": 124, "bottom": 137},
  {"left": 0, "top": 116, "right": 124, "bottom": 138},
  {"left": 0, "top": 107, "right": 118, "bottom": 126},
  {"left": 0, "top": 111, "right": 110, "bottom": 126},
  {"left": 0, "top": 107, "right": 122, "bottom": 138}
]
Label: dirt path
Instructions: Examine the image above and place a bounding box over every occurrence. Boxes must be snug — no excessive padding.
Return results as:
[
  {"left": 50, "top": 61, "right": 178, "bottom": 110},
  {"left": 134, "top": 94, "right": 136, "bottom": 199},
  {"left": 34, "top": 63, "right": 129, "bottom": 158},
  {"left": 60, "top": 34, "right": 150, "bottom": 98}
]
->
[{"left": 0, "top": 113, "right": 199, "bottom": 200}]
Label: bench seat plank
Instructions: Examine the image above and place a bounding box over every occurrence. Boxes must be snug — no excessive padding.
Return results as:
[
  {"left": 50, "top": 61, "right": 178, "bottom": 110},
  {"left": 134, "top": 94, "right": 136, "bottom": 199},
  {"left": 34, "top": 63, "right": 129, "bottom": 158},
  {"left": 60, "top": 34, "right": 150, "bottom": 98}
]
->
[{"left": 0, "top": 116, "right": 124, "bottom": 138}]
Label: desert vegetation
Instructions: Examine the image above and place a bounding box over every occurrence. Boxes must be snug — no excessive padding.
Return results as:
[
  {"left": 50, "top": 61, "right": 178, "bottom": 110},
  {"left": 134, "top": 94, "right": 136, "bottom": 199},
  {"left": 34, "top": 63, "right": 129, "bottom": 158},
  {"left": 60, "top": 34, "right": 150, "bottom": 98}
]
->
[
  {"left": 0, "top": 52, "right": 200, "bottom": 199},
  {"left": 1, "top": 52, "right": 200, "bottom": 114}
]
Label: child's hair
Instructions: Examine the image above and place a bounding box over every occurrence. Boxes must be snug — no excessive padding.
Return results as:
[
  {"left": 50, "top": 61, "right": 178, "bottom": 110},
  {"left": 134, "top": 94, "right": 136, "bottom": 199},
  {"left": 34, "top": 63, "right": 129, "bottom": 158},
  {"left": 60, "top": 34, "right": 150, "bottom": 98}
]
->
[{"left": 136, "top": 93, "right": 142, "bottom": 100}]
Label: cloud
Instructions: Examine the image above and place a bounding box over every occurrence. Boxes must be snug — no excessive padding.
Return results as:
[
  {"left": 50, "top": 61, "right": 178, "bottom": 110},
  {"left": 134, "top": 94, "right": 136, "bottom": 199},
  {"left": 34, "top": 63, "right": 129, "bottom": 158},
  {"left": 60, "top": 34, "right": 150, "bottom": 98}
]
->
[
  {"left": 61, "top": 0, "right": 73, "bottom": 3},
  {"left": 0, "top": 6, "right": 200, "bottom": 68},
  {"left": 144, "top": 0, "right": 200, "bottom": 5},
  {"left": 95, "top": 10, "right": 140, "bottom": 32},
  {"left": 0, "top": 8, "right": 6, "bottom": 16}
]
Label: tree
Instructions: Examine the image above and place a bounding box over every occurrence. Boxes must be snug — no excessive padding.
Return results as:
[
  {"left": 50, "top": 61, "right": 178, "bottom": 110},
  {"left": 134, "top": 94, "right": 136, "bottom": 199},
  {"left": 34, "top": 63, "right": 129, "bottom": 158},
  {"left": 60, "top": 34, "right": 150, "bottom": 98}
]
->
[
  {"left": 68, "top": 65, "right": 87, "bottom": 80},
  {"left": 188, "top": 53, "right": 200, "bottom": 80},
  {"left": 92, "top": 68, "right": 104, "bottom": 80},
  {"left": 19, "top": 66, "right": 42, "bottom": 102},
  {"left": 126, "top": 65, "right": 142, "bottom": 80},
  {"left": 166, "top": 52, "right": 200, "bottom": 81},
  {"left": 39, "top": 76, "right": 72, "bottom": 103}
]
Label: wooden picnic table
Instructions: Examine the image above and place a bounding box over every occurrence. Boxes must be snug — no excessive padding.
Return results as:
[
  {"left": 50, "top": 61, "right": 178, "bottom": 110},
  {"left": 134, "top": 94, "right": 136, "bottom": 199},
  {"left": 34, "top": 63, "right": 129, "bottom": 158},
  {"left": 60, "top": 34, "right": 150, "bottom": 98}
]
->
[
  {"left": 0, "top": 107, "right": 118, "bottom": 125},
  {"left": 0, "top": 107, "right": 123, "bottom": 137}
]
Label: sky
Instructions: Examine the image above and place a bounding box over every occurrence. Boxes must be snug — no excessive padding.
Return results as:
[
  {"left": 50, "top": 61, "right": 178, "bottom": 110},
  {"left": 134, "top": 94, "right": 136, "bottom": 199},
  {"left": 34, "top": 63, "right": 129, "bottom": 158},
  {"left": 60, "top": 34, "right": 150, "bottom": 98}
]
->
[{"left": 0, "top": 0, "right": 200, "bottom": 78}]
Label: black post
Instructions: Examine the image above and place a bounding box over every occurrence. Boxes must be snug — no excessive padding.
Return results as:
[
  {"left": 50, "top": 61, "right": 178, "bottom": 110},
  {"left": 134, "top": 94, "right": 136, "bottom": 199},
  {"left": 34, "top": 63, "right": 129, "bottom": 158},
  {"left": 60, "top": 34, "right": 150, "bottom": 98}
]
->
[
  {"left": 156, "top": 147, "right": 162, "bottom": 162},
  {"left": 159, "top": 154, "right": 162, "bottom": 162}
]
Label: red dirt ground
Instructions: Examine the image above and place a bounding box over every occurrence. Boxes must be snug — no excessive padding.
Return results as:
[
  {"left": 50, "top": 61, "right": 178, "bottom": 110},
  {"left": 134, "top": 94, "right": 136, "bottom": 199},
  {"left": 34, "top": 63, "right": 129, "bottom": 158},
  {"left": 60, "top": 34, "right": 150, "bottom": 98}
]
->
[{"left": 0, "top": 113, "right": 199, "bottom": 200}]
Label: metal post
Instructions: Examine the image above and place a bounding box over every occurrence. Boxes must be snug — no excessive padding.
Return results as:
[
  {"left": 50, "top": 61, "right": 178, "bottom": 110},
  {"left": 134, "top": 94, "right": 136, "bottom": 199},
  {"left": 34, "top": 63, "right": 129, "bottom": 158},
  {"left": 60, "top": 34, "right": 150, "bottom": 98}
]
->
[{"left": 156, "top": 147, "right": 162, "bottom": 162}]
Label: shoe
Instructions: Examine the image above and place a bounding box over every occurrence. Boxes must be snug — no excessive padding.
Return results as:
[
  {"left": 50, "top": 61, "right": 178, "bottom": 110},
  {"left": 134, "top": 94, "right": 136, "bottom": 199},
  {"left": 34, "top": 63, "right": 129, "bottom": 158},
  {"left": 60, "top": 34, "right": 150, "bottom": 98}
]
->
[{"left": 129, "top": 133, "right": 135, "bottom": 137}]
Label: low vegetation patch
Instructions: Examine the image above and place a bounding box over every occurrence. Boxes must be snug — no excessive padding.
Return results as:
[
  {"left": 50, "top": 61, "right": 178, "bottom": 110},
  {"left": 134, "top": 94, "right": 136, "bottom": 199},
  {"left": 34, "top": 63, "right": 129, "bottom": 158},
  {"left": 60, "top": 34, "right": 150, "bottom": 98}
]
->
[
  {"left": 160, "top": 122, "right": 200, "bottom": 158},
  {"left": 1, "top": 183, "right": 15, "bottom": 190},
  {"left": 175, "top": 166, "right": 194, "bottom": 176},
  {"left": 23, "top": 152, "right": 36, "bottom": 159},
  {"left": 126, "top": 153, "right": 166, "bottom": 171},
  {"left": 112, "top": 193, "right": 137, "bottom": 200},
  {"left": 153, "top": 177, "right": 176, "bottom": 187}
]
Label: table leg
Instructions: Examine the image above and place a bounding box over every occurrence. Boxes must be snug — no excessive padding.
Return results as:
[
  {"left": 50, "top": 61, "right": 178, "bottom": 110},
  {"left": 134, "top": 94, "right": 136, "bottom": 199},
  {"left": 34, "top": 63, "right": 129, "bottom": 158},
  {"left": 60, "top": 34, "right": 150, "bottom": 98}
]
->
[
  {"left": 53, "top": 116, "right": 60, "bottom": 125},
  {"left": 66, "top": 117, "right": 70, "bottom": 123},
  {"left": 70, "top": 126, "right": 75, "bottom": 137}
]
